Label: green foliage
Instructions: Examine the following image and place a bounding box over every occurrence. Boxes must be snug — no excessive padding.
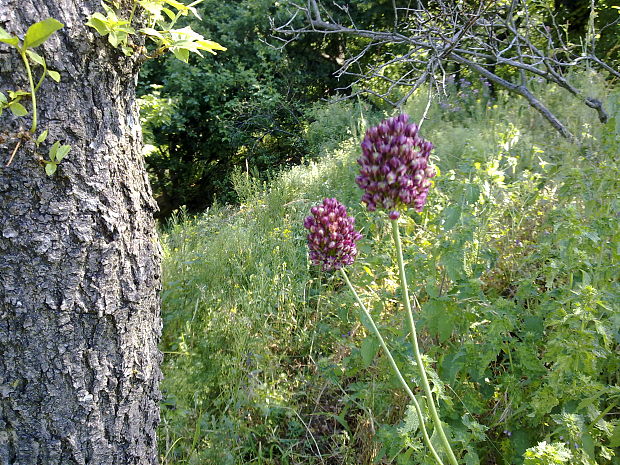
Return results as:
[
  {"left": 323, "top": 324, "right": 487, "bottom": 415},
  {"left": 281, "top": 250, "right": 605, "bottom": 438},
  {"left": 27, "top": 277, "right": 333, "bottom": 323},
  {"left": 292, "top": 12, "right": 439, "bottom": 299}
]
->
[
  {"left": 523, "top": 442, "right": 572, "bottom": 465},
  {"left": 86, "top": 0, "right": 225, "bottom": 60},
  {"left": 0, "top": 18, "right": 68, "bottom": 172},
  {"left": 43, "top": 140, "right": 71, "bottom": 176},
  {"left": 138, "top": 0, "right": 358, "bottom": 216},
  {"left": 158, "top": 76, "right": 619, "bottom": 464}
]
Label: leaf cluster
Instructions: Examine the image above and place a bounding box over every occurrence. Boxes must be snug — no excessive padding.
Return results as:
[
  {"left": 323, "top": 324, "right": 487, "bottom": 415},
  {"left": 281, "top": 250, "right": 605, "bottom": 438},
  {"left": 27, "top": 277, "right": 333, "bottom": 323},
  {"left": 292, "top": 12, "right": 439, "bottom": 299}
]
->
[
  {"left": 138, "top": 0, "right": 354, "bottom": 216},
  {"left": 86, "top": 0, "right": 226, "bottom": 61},
  {"left": 0, "top": 18, "right": 68, "bottom": 173}
]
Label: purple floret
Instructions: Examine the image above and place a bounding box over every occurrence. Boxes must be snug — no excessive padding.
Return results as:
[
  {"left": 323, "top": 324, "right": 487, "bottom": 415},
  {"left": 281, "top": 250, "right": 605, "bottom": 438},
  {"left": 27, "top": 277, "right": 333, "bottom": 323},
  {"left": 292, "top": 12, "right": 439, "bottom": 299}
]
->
[
  {"left": 304, "top": 198, "right": 363, "bottom": 271},
  {"left": 356, "top": 114, "right": 436, "bottom": 217}
]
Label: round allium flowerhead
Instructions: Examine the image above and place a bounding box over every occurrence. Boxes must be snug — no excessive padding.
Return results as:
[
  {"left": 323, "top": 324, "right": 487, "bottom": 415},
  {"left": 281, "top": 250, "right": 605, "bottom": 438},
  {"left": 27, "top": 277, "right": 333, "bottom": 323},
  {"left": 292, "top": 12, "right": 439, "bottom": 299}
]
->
[
  {"left": 303, "top": 198, "right": 363, "bottom": 272},
  {"left": 356, "top": 114, "right": 436, "bottom": 218}
]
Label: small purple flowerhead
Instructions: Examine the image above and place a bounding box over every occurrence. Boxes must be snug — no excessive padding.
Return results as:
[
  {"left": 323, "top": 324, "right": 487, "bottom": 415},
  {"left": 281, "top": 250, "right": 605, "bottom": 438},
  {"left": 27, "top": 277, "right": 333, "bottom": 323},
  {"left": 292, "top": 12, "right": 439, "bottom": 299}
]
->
[
  {"left": 303, "top": 198, "right": 363, "bottom": 271},
  {"left": 356, "top": 114, "right": 436, "bottom": 218}
]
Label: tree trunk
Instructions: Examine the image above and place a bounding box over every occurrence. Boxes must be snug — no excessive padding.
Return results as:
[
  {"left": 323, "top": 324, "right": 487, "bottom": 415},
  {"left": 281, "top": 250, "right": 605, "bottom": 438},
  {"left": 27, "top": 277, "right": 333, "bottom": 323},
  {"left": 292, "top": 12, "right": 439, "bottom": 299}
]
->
[{"left": 0, "top": 1, "right": 162, "bottom": 464}]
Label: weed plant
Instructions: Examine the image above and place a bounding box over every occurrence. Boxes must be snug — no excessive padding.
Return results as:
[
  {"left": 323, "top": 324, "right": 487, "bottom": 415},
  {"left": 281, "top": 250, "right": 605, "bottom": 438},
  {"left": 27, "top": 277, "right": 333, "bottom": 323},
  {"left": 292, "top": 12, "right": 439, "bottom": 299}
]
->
[{"left": 158, "top": 71, "right": 619, "bottom": 465}]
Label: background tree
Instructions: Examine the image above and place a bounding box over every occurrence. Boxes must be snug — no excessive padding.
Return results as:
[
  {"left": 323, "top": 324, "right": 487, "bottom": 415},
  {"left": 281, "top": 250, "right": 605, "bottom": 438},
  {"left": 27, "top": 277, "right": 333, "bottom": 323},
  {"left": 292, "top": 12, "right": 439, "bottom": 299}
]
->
[
  {"left": 274, "top": 0, "right": 619, "bottom": 141},
  {"left": 139, "top": 0, "right": 354, "bottom": 216},
  {"left": 0, "top": 1, "right": 161, "bottom": 463}
]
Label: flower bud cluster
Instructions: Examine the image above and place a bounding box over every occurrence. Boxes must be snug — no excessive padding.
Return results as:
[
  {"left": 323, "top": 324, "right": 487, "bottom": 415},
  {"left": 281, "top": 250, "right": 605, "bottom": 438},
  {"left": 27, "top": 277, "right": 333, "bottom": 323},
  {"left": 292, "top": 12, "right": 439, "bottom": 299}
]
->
[
  {"left": 356, "top": 114, "right": 436, "bottom": 218},
  {"left": 304, "top": 198, "right": 363, "bottom": 271}
]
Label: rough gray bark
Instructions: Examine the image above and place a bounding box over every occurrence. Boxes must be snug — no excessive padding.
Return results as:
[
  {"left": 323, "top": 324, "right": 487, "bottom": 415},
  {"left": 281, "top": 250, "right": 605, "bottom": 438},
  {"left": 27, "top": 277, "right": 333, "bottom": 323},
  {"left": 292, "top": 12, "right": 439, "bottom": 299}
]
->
[{"left": 0, "top": 1, "right": 162, "bottom": 464}]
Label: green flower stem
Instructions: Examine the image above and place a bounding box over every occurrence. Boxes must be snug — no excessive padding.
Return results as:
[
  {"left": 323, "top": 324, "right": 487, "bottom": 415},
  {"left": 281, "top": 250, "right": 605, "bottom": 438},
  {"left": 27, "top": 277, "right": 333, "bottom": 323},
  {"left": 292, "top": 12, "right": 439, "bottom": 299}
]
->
[
  {"left": 390, "top": 219, "right": 459, "bottom": 465},
  {"left": 339, "top": 268, "right": 445, "bottom": 465},
  {"left": 20, "top": 50, "right": 37, "bottom": 133}
]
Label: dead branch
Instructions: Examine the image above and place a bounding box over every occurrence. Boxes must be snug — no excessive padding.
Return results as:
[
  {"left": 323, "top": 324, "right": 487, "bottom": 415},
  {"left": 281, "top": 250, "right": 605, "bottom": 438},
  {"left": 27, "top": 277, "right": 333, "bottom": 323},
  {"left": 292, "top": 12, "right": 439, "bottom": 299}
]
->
[{"left": 273, "top": 0, "right": 617, "bottom": 142}]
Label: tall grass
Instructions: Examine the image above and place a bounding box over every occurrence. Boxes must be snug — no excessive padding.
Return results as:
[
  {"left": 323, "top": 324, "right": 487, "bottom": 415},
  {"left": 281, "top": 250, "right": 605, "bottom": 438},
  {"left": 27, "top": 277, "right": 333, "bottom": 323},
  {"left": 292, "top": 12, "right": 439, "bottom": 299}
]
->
[{"left": 158, "top": 71, "right": 619, "bottom": 465}]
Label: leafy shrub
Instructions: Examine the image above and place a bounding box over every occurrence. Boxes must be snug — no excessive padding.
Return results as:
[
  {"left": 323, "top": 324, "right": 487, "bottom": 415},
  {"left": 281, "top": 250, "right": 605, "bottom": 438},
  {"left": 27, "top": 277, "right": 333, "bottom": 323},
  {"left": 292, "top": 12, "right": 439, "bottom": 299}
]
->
[{"left": 158, "top": 75, "right": 619, "bottom": 465}]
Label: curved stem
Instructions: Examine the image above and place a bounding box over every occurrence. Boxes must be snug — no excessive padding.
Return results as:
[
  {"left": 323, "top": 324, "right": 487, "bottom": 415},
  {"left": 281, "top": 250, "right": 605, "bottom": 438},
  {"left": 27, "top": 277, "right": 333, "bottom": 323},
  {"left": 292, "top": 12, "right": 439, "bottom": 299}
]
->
[
  {"left": 20, "top": 51, "right": 37, "bottom": 133},
  {"left": 128, "top": 2, "right": 138, "bottom": 26},
  {"left": 340, "top": 268, "right": 445, "bottom": 465},
  {"left": 390, "top": 219, "right": 459, "bottom": 465}
]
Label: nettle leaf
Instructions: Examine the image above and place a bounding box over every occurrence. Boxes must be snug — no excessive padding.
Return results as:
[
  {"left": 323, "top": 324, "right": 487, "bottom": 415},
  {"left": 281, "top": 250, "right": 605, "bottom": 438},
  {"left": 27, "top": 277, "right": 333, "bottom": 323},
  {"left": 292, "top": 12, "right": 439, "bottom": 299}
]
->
[
  {"left": 463, "top": 449, "right": 480, "bottom": 465},
  {"left": 26, "top": 49, "right": 46, "bottom": 67},
  {"left": 581, "top": 432, "right": 596, "bottom": 461},
  {"left": 398, "top": 404, "right": 421, "bottom": 436},
  {"left": 48, "top": 70, "right": 60, "bottom": 82},
  {"left": 24, "top": 18, "right": 64, "bottom": 49},
  {"left": 9, "top": 102, "right": 28, "bottom": 116},
  {"left": 45, "top": 162, "right": 58, "bottom": 176},
  {"left": 442, "top": 205, "right": 462, "bottom": 231},
  {"left": 0, "top": 92, "right": 7, "bottom": 105},
  {"left": 0, "top": 26, "right": 19, "bottom": 47},
  {"left": 359, "top": 336, "right": 379, "bottom": 368}
]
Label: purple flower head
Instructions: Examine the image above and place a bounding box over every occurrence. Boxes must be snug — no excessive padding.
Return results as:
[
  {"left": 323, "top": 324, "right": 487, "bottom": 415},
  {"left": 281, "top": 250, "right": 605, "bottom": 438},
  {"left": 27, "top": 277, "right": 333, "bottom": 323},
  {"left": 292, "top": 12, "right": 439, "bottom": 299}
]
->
[
  {"left": 304, "top": 198, "right": 363, "bottom": 271},
  {"left": 356, "top": 114, "right": 436, "bottom": 217}
]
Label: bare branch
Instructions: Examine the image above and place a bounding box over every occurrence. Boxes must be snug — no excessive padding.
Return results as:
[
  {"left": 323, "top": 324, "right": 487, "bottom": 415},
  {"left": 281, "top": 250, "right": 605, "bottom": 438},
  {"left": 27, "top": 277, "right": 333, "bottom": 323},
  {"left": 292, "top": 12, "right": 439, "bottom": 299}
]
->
[{"left": 272, "top": 0, "right": 615, "bottom": 141}]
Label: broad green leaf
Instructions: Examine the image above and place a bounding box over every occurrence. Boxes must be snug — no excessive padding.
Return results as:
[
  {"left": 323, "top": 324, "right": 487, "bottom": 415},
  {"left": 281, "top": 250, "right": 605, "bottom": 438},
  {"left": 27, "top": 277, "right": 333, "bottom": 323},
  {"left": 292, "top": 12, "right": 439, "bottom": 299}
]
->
[
  {"left": 45, "top": 162, "right": 57, "bottom": 176},
  {"left": 464, "top": 450, "right": 480, "bottom": 465},
  {"left": 140, "top": 27, "right": 164, "bottom": 39},
  {"left": 0, "top": 92, "right": 6, "bottom": 104},
  {"left": 121, "top": 44, "right": 134, "bottom": 56},
  {"left": 581, "top": 432, "right": 595, "bottom": 461},
  {"left": 196, "top": 39, "right": 227, "bottom": 54},
  {"left": 48, "top": 70, "right": 60, "bottom": 82},
  {"left": 164, "top": 0, "right": 190, "bottom": 10},
  {"left": 36, "top": 129, "right": 49, "bottom": 145},
  {"left": 0, "top": 26, "right": 19, "bottom": 47},
  {"left": 360, "top": 336, "right": 379, "bottom": 368},
  {"left": 86, "top": 14, "right": 111, "bottom": 35},
  {"left": 437, "top": 314, "right": 455, "bottom": 342},
  {"left": 171, "top": 47, "right": 189, "bottom": 62},
  {"left": 197, "top": 39, "right": 226, "bottom": 51},
  {"left": 24, "top": 18, "right": 63, "bottom": 49},
  {"left": 8, "top": 102, "right": 28, "bottom": 116},
  {"left": 442, "top": 205, "right": 461, "bottom": 231},
  {"left": 49, "top": 140, "right": 60, "bottom": 161},
  {"left": 161, "top": 7, "right": 176, "bottom": 21},
  {"left": 108, "top": 31, "right": 123, "bottom": 48},
  {"left": 610, "top": 423, "right": 620, "bottom": 447},
  {"left": 26, "top": 49, "right": 46, "bottom": 67}
]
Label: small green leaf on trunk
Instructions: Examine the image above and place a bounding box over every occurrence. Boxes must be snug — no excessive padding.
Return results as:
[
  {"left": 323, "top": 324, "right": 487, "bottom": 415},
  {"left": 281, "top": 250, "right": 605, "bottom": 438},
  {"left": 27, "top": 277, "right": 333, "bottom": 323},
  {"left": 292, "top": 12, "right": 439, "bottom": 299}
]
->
[
  {"left": 48, "top": 70, "right": 61, "bottom": 82},
  {"left": 45, "top": 162, "right": 58, "bottom": 176},
  {"left": 24, "top": 18, "right": 64, "bottom": 49},
  {"left": 9, "top": 102, "right": 28, "bottom": 116}
]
